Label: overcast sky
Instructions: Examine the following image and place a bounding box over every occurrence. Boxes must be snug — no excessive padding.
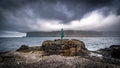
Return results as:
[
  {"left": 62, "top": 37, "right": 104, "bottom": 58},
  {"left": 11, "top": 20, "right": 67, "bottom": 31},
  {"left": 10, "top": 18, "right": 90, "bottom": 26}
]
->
[{"left": 0, "top": 0, "right": 120, "bottom": 37}]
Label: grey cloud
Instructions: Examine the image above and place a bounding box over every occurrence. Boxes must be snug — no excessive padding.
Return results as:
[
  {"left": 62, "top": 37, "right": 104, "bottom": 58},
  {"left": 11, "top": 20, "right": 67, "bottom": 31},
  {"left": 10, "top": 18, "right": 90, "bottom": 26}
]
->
[{"left": 0, "top": 0, "right": 120, "bottom": 35}]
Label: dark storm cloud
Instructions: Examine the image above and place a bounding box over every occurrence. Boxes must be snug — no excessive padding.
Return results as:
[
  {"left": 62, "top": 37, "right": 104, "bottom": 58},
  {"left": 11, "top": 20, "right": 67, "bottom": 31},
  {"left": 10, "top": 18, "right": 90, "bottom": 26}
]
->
[
  {"left": 0, "top": 0, "right": 118, "bottom": 23},
  {"left": 0, "top": 0, "right": 120, "bottom": 37}
]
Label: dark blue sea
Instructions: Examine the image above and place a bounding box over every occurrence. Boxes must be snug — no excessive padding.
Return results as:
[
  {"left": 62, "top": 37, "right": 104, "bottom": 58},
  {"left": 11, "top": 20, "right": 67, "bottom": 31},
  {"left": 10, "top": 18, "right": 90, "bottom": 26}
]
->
[{"left": 0, "top": 37, "right": 120, "bottom": 52}]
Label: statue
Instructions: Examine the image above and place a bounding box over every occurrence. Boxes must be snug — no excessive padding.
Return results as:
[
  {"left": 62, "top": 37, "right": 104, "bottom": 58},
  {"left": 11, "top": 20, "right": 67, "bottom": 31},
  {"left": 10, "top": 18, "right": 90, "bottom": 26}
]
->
[{"left": 61, "top": 28, "right": 64, "bottom": 40}]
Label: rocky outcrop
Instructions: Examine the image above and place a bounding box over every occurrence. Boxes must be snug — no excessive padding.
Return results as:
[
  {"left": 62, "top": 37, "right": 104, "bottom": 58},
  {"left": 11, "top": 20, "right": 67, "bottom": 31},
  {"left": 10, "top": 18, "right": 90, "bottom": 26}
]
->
[
  {"left": 17, "top": 39, "right": 88, "bottom": 56},
  {"left": 110, "top": 45, "right": 120, "bottom": 59},
  {"left": 0, "top": 54, "right": 120, "bottom": 68},
  {"left": 42, "top": 39, "right": 88, "bottom": 56},
  {"left": 16, "top": 45, "right": 42, "bottom": 52},
  {"left": 98, "top": 45, "right": 120, "bottom": 59},
  {"left": 1, "top": 40, "right": 120, "bottom": 68}
]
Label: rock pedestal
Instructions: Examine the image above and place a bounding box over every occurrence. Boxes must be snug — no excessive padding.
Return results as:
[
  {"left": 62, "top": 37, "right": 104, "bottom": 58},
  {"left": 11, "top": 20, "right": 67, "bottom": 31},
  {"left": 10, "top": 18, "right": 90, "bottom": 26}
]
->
[{"left": 42, "top": 39, "right": 88, "bottom": 56}]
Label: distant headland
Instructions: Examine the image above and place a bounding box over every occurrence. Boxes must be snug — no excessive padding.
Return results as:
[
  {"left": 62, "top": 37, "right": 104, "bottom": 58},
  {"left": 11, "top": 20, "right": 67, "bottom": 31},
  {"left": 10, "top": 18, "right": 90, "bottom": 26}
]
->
[{"left": 26, "top": 30, "right": 120, "bottom": 37}]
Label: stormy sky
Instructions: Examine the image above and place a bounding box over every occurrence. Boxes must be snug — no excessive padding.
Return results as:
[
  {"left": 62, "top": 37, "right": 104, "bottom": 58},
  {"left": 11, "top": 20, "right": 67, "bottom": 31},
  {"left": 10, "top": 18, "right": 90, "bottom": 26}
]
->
[{"left": 0, "top": 0, "right": 120, "bottom": 37}]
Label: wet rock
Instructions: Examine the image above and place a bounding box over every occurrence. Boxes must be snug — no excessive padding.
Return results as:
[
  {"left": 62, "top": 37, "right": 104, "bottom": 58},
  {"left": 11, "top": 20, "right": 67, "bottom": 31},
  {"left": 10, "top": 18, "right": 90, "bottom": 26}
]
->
[
  {"left": 97, "top": 48, "right": 111, "bottom": 57},
  {"left": 42, "top": 39, "right": 88, "bottom": 56},
  {"left": 110, "top": 45, "right": 120, "bottom": 48},
  {"left": 17, "top": 45, "right": 29, "bottom": 51},
  {"left": 98, "top": 45, "right": 120, "bottom": 59},
  {"left": 110, "top": 45, "right": 120, "bottom": 59}
]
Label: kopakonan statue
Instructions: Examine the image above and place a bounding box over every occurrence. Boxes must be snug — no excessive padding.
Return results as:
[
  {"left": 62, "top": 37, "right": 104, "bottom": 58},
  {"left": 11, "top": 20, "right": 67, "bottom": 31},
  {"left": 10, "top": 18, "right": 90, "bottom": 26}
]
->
[{"left": 61, "top": 28, "right": 64, "bottom": 40}]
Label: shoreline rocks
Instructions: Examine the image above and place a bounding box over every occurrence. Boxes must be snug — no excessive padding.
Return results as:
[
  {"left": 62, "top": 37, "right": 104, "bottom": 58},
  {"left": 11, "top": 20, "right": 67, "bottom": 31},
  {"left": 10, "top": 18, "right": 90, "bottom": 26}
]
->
[
  {"left": 0, "top": 54, "right": 120, "bottom": 68},
  {"left": 110, "top": 45, "right": 120, "bottom": 59},
  {"left": 0, "top": 39, "right": 120, "bottom": 68},
  {"left": 98, "top": 45, "right": 120, "bottom": 59},
  {"left": 16, "top": 39, "right": 89, "bottom": 56}
]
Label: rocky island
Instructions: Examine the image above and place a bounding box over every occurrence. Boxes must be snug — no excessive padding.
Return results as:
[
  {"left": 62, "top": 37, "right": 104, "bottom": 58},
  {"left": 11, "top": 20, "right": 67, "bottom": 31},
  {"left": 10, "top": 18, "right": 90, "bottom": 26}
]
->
[{"left": 0, "top": 39, "right": 120, "bottom": 68}]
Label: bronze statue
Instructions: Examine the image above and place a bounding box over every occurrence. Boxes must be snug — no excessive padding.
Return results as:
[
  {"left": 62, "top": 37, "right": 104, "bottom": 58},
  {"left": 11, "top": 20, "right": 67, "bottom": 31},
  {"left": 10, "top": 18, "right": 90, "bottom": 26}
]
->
[{"left": 61, "top": 28, "right": 64, "bottom": 40}]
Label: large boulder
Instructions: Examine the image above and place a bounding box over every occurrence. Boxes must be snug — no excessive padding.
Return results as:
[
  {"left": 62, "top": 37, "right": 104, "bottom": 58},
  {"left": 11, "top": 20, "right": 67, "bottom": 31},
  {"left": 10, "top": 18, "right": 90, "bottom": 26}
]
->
[
  {"left": 110, "top": 45, "right": 120, "bottom": 59},
  {"left": 98, "top": 45, "right": 120, "bottom": 59},
  {"left": 42, "top": 39, "right": 88, "bottom": 56}
]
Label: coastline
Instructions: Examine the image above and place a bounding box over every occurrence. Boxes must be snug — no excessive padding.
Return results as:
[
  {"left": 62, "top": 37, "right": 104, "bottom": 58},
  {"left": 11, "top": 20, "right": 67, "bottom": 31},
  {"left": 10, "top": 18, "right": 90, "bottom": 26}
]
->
[{"left": 0, "top": 39, "right": 120, "bottom": 68}]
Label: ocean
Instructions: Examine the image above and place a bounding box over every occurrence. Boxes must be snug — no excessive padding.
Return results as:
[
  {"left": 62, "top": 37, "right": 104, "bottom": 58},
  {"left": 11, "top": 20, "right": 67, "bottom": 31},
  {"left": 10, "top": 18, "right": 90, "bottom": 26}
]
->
[{"left": 0, "top": 37, "right": 120, "bottom": 52}]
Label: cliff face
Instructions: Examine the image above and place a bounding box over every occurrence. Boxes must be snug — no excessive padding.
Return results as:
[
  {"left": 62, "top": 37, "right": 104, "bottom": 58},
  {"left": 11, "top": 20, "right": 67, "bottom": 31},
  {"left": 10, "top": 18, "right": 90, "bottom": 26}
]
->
[
  {"left": 26, "top": 30, "right": 102, "bottom": 37},
  {"left": 27, "top": 31, "right": 60, "bottom": 37},
  {"left": 26, "top": 30, "right": 120, "bottom": 37}
]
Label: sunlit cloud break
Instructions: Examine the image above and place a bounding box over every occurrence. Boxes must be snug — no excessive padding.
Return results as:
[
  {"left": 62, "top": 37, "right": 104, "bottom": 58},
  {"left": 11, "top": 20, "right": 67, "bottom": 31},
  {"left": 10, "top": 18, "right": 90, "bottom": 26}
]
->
[
  {"left": 0, "top": 0, "right": 120, "bottom": 37},
  {"left": 4, "top": 8, "right": 120, "bottom": 32}
]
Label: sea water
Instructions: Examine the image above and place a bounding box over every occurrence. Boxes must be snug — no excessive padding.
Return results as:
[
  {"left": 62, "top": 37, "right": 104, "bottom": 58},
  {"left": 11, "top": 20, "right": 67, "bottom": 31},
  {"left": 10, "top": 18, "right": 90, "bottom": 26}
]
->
[{"left": 0, "top": 37, "right": 120, "bottom": 52}]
